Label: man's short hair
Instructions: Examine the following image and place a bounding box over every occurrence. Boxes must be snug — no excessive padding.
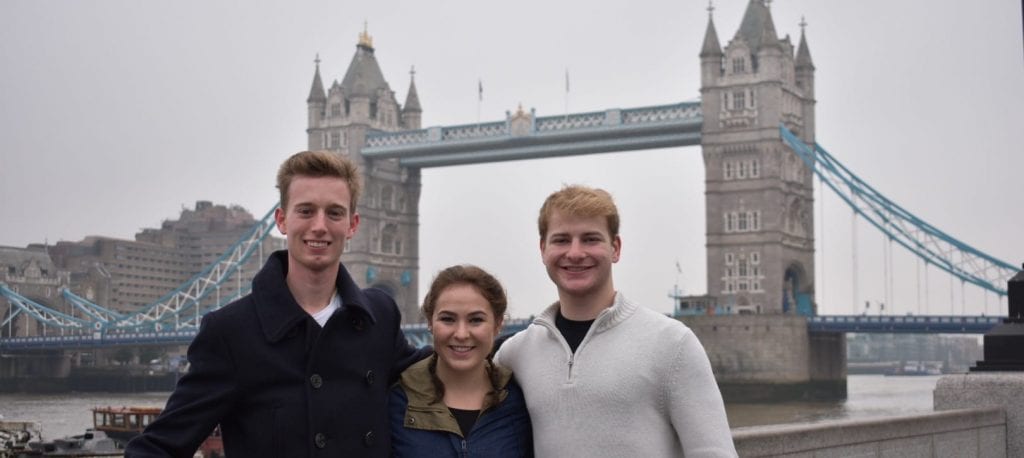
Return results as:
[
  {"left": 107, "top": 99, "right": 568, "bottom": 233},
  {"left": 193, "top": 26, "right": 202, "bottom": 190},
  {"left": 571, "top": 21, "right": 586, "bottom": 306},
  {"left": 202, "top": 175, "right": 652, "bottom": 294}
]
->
[
  {"left": 276, "top": 151, "right": 362, "bottom": 210},
  {"left": 537, "top": 184, "right": 620, "bottom": 239}
]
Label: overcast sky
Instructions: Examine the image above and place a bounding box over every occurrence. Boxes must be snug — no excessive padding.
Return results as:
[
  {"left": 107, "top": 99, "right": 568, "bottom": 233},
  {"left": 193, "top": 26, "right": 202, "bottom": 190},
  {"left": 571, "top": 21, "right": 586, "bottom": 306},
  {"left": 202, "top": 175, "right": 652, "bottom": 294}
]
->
[{"left": 2, "top": 0, "right": 1022, "bottom": 319}]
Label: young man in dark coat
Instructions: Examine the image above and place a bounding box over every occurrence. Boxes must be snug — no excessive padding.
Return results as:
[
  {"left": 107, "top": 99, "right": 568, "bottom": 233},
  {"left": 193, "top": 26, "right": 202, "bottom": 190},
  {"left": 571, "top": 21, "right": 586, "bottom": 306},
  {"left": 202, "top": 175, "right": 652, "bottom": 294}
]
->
[{"left": 126, "top": 151, "right": 427, "bottom": 457}]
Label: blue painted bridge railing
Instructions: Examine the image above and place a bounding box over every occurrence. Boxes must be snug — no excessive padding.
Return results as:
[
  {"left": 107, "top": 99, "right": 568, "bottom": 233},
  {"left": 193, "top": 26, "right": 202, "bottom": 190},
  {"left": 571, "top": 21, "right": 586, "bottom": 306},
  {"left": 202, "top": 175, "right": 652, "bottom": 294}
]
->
[
  {"left": 808, "top": 315, "right": 1003, "bottom": 334},
  {"left": 0, "top": 315, "right": 1000, "bottom": 350}
]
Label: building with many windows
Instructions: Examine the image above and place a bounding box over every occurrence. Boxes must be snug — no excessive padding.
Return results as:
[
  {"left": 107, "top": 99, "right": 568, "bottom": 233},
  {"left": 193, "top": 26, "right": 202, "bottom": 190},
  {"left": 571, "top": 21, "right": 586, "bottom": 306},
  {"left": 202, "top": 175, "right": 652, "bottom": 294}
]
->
[{"left": 46, "top": 201, "right": 283, "bottom": 314}]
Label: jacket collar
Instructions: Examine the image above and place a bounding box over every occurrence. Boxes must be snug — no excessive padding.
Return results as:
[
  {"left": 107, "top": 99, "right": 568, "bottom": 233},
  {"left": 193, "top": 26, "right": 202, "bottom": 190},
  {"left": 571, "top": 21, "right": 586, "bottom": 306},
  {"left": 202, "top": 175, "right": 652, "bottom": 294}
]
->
[
  {"left": 398, "top": 355, "right": 512, "bottom": 436},
  {"left": 252, "top": 250, "right": 378, "bottom": 343}
]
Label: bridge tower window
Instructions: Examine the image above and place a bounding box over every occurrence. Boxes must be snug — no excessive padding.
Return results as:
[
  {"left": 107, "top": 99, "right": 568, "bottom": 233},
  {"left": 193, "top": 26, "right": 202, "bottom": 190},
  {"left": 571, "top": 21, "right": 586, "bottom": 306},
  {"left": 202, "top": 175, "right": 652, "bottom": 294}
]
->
[
  {"left": 382, "top": 185, "right": 394, "bottom": 211},
  {"left": 732, "top": 91, "right": 746, "bottom": 110},
  {"left": 732, "top": 58, "right": 745, "bottom": 74},
  {"left": 748, "top": 211, "right": 760, "bottom": 231},
  {"left": 381, "top": 224, "right": 398, "bottom": 254},
  {"left": 724, "top": 162, "right": 734, "bottom": 180},
  {"left": 724, "top": 213, "right": 736, "bottom": 232}
]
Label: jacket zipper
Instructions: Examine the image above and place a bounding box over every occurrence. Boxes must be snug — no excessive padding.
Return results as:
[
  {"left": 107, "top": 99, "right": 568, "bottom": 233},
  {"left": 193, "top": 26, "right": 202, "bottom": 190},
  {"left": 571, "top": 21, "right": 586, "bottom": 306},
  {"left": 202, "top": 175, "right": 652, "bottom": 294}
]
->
[{"left": 461, "top": 439, "right": 468, "bottom": 457}]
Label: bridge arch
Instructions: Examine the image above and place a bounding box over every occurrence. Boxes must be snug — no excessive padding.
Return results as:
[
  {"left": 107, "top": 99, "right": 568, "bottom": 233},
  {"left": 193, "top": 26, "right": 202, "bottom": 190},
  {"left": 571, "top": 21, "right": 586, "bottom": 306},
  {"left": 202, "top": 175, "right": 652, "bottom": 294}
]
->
[{"left": 782, "top": 262, "right": 812, "bottom": 315}]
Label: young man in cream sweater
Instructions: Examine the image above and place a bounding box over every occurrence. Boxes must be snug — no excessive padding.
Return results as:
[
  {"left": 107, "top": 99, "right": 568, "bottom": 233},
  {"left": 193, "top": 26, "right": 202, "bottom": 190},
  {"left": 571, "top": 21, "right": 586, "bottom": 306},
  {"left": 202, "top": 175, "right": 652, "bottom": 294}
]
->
[{"left": 496, "top": 185, "right": 736, "bottom": 457}]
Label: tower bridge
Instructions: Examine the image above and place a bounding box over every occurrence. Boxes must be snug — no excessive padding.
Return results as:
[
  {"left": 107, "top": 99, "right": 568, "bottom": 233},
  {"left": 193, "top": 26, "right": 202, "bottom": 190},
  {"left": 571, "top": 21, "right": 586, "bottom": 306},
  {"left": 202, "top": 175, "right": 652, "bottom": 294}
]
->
[{"left": 1, "top": 0, "right": 1019, "bottom": 398}]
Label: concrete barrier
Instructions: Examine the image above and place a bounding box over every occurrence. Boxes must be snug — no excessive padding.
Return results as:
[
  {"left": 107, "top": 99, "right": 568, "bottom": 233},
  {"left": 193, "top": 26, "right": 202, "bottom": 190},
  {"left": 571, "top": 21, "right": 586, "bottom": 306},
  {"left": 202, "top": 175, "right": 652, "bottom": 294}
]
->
[{"left": 732, "top": 407, "right": 1006, "bottom": 457}]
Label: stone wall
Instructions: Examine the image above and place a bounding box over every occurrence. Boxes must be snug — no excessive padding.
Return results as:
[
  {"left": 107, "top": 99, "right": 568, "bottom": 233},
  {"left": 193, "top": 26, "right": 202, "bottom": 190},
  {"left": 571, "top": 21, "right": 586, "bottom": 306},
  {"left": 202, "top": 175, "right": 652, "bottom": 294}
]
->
[
  {"left": 733, "top": 407, "right": 1006, "bottom": 457},
  {"left": 680, "top": 315, "right": 845, "bottom": 401},
  {"left": 935, "top": 373, "right": 1024, "bottom": 458}
]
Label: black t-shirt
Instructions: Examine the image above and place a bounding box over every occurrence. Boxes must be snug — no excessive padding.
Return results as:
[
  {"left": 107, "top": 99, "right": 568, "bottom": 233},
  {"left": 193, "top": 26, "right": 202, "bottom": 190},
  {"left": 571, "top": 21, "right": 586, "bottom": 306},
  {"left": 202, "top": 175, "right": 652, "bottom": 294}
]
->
[
  {"left": 448, "top": 407, "right": 480, "bottom": 438},
  {"left": 555, "top": 310, "right": 595, "bottom": 354}
]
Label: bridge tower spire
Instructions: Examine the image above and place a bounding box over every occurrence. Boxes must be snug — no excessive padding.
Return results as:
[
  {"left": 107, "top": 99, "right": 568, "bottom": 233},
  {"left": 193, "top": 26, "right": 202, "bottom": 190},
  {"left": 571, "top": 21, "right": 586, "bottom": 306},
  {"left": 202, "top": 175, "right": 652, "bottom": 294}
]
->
[
  {"left": 401, "top": 66, "right": 422, "bottom": 129},
  {"left": 306, "top": 54, "right": 327, "bottom": 127},
  {"left": 700, "top": 1, "right": 724, "bottom": 85},
  {"left": 700, "top": 0, "right": 817, "bottom": 315},
  {"left": 305, "top": 28, "right": 423, "bottom": 321}
]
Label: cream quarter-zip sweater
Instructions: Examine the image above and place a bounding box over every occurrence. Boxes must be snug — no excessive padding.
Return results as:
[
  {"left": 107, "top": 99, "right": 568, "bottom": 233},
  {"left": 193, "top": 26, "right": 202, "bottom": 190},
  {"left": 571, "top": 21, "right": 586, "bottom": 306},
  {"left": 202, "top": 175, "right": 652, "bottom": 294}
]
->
[{"left": 495, "top": 292, "right": 737, "bottom": 457}]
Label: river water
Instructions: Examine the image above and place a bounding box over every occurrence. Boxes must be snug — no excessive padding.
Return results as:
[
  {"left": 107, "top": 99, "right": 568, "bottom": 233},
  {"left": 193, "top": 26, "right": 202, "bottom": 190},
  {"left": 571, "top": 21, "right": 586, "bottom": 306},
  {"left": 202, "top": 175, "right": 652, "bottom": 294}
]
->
[{"left": 0, "top": 374, "right": 941, "bottom": 440}]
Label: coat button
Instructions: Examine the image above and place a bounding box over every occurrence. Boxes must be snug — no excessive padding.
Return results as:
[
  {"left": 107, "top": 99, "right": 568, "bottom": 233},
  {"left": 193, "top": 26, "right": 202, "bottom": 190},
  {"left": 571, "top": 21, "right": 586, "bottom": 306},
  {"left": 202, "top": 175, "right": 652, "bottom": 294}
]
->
[
  {"left": 365, "top": 370, "right": 375, "bottom": 385},
  {"left": 363, "top": 430, "right": 375, "bottom": 447},
  {"left": 310, "top": 373, "right": 323, "bottom": 389},
  {"left": 314, "top": 432, "right": 327, "bottom": 449},
  {"left": 351, "top": 317, "right": 365, "bottom": 331}
]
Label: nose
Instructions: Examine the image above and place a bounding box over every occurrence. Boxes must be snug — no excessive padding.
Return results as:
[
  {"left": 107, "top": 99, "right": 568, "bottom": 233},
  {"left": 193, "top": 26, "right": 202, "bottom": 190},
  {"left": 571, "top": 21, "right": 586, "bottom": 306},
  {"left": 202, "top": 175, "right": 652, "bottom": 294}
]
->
[
  {"left": 310, "top": 210, "right": 328, "bottom": 234},
  {"left": 566, "top": 239, "right": 586, "bottom": 260},
  {"left": 453, "top": 321, "right": 470, "bottom": 340}
]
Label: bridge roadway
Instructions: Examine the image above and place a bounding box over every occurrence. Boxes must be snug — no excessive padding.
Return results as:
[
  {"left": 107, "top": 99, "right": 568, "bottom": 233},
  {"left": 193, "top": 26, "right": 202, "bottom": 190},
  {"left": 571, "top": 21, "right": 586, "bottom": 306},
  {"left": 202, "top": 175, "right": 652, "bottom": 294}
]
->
[{"left": 0, "top": 315, "right": 1003, "bottom": 351}]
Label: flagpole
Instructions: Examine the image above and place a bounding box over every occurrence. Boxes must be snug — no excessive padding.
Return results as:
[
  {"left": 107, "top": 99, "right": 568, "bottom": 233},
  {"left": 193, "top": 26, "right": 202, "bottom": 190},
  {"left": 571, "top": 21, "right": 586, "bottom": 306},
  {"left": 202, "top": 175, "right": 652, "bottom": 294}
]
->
[
  {"left": 564, "top": 68, "right": 569, "bottom": 120},
  {"left": 477, "top": 78, "right": 482, "bottom": 128}
]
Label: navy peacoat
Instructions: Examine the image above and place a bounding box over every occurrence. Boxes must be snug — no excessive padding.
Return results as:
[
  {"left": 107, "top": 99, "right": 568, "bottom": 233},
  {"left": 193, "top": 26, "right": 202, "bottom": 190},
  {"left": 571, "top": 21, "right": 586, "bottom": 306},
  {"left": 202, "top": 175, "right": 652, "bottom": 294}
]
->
[{"left": 126, "top": 250, "right": 427, "bottom": 458}]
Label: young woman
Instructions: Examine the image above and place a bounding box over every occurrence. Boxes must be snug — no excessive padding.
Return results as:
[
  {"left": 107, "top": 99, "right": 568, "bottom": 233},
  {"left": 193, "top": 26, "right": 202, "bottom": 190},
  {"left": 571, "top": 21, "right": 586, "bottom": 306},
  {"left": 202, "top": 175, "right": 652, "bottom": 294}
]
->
[{"left": 390, "top": 265, "right": 533, "bottom": 457}]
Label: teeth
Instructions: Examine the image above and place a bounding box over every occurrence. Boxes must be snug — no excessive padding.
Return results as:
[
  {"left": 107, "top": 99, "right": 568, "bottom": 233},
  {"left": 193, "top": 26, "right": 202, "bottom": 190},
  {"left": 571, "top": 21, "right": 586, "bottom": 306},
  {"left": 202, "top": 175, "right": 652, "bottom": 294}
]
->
[
  {"left": 451, "top": 346, "right": 473, "bottom": 352},
  {"left": 307, "top": 241, "right": 329, "bottom": 248}
]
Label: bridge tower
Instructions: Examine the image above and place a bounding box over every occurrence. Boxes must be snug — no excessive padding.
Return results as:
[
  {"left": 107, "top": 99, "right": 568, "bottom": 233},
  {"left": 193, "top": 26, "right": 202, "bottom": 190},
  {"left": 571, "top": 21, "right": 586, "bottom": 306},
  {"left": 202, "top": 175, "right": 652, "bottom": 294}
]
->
[
  {"left": 305, "top": 27, "right": 423, "bottom": 322},
  {"left": 700, "top": 0, "right": 817, "bottom": 315}
]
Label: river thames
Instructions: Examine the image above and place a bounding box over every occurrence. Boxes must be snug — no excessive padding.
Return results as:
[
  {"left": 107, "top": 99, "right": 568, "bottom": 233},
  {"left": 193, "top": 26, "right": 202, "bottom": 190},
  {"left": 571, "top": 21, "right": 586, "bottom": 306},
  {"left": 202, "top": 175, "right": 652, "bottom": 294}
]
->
[{"left": 0, "top": 374, "right": 941, "bottom": 440}]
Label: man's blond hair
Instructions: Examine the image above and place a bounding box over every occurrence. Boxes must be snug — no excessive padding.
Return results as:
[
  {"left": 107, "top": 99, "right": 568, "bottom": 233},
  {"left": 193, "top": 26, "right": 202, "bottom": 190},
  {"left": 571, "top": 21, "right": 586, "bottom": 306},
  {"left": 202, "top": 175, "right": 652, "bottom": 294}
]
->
[{"left": 537, "top": 185, "right": 620, "bottom": 239}]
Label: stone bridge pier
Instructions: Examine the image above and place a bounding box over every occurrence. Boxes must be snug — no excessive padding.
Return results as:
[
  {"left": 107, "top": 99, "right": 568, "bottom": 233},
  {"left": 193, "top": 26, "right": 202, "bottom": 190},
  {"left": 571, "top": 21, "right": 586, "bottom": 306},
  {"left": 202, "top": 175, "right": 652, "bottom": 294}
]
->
[{"left": 0, "top": 349, "right": 71, "bottom": 379}]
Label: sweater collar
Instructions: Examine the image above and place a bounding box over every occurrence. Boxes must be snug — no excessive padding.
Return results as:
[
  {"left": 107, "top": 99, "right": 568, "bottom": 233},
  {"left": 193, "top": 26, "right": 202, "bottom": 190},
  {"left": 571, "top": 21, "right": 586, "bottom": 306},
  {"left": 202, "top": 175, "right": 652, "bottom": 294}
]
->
[
  {"left": 536, "top": 291, "right": 637, "bottom": 335},
  {"left": 252, "top": 250, "right": 378, "bottom": 343}
]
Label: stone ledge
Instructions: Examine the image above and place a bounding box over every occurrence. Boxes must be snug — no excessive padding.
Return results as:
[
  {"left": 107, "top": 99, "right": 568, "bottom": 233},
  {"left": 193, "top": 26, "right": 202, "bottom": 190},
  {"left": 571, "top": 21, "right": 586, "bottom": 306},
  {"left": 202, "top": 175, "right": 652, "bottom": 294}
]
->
[{"left": 732, "top": 407, "right": 1005, "bottom": 457}]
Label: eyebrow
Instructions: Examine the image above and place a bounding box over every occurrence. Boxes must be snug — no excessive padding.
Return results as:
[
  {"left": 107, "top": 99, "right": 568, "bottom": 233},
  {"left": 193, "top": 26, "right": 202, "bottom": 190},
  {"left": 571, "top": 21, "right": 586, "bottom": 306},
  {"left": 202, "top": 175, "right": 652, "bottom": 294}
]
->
[{"left": 437, "top": 310, "right": 490, "bottom": 316}]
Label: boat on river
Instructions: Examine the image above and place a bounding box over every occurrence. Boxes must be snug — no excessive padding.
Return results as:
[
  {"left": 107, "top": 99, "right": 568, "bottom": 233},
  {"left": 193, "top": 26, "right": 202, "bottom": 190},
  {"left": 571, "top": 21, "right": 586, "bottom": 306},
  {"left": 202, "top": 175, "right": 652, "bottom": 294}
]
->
[
  {"left": 0, "top": 421, "right": 42, "bottom": 458},
  {"left": 2, "top": 408, "right": 221, "bottom": 458}
]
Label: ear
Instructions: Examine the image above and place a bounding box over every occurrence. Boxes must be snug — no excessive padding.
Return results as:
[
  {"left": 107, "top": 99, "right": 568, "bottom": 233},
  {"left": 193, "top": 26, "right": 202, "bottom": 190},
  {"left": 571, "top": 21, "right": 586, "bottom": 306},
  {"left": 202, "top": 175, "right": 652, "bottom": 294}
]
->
[
  {"left": 611, "top": 235, "right": 622, "bottom": 263},
  {"left": 347, "top": 212, "right": 360, "bottom": 239},
  {"left": 274, "top": 207, "right": 287, "bottom": 235},
  {"left": 494, "top": 316, "right": 505, "bottom": 335}
]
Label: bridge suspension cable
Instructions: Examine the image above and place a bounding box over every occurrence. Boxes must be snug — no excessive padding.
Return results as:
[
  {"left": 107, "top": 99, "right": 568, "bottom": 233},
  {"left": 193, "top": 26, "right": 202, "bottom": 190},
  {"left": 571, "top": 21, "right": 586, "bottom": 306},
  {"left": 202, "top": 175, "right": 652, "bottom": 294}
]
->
[
  {"left": 781, "top": 125, "right": 1016, "bottom": 298},
  {"left": 0, "top": 283, "right": 92, "bottom": 331},
  {"left": 0, "top": 204, "right": 279, "bottom": 334},
  {"left": 106, "top": 204, "right": 278, "bottom": 331}
]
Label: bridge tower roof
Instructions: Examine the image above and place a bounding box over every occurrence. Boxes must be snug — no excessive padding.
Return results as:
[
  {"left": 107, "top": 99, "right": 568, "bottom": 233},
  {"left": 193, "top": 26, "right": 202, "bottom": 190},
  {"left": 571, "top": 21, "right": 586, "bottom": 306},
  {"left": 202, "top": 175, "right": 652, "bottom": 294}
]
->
[
  {"left": 734, "top": 0, "right": 779, "bottom": 50},
  {"left": 700, "top": 8, "right": 723, "bottom": 57},
  {"left": 340, "top": 24, "right": 391, "bottom": 98},
  {"left": 307, "top": 54, "right": 326, "bottom": 103},
  {"left": 403, "top": 66, "right": 421, "bottom": 113},
  {"left": 796, "top": 23, "right": 814, "bottom": 69}
]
